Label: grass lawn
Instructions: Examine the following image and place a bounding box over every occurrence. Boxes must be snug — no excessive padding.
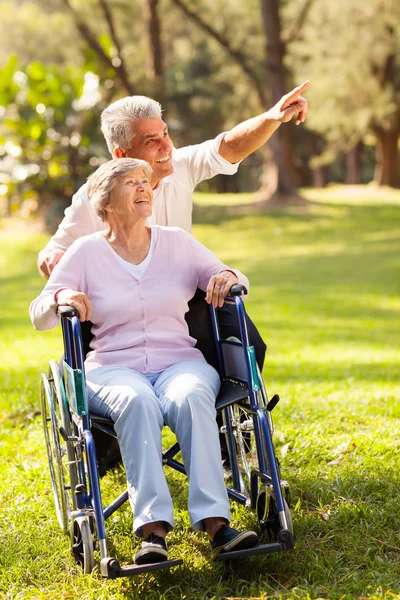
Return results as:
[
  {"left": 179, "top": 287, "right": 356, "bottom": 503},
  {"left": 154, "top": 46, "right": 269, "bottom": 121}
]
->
[{"left": 1, "top": 185, "right": 399, "bottom": 599}]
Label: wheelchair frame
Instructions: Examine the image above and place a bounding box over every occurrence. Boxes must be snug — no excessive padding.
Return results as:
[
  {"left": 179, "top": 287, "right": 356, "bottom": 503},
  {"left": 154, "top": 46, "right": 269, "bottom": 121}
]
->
[{"left": 40, "top": 284, "right": 293, "bottom": 578}]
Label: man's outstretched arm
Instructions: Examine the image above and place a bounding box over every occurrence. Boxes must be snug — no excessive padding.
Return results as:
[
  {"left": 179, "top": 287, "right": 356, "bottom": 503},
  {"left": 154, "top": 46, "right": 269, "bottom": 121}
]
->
[{"left": 219, "top": 81, "right": 309, "bottom": 164}]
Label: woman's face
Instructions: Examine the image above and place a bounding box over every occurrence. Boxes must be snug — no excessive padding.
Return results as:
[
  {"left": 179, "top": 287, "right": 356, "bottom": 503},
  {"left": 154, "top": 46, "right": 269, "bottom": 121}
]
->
[{"left": 108, "top": 168, "right": 153, "bottom": 222}]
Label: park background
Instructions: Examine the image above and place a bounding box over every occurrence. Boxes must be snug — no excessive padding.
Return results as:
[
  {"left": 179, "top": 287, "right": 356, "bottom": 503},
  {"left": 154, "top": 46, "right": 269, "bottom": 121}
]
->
[{"left": 0, "top": 0, "right": 399, "bottom": 598}]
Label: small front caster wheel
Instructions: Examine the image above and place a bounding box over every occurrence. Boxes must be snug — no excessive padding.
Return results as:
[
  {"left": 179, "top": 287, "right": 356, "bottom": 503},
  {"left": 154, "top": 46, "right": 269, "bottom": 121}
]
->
[{"left": 71, "top": 516, "right": 95, "bottom": 574}]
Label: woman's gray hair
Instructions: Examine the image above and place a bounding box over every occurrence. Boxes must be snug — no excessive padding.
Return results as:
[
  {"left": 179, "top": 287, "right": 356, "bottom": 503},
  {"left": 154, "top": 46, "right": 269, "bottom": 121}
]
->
[
  {"left": 101, "top": 96, "right": 162, "bottom": 155},
  {"left": 87, "top": 158, "right": 152, "bottom": 222}
]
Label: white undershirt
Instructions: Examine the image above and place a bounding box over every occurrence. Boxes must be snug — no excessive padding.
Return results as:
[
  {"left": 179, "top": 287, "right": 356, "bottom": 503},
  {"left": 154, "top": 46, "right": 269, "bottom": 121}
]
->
[{"left": 114, "top": 228, "right": 157, "bottom": 278}]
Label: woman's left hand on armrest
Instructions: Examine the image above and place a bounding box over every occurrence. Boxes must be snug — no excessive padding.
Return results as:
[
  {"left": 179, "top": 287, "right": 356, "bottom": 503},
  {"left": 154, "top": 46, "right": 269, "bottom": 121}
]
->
[{"left": 206, "top": 271, "right": 239, "bottom": 308}]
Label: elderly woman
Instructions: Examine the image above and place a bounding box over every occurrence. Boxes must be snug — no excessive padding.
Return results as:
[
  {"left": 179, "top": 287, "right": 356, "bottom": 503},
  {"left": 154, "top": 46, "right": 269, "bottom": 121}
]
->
[{"left": 30, "top": 158, "right": 259, "bottom": 564}]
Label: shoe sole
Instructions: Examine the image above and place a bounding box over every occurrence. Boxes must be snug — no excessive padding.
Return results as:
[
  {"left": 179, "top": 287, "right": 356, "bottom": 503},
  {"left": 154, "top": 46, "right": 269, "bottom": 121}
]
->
[
  {"left": 211, "top": 531, "right": 259, "bottom": 560},
  {"left": 134, "top": 547, "right": 169, "bottom": 565}
]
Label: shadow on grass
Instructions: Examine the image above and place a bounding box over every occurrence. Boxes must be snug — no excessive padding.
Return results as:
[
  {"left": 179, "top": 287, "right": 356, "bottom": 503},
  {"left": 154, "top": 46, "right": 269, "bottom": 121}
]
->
[
  {"left": 193, "top": 198, "right": 400, "bottom": 228},
  {"left": 94, "top": 467, "right": 400, "bottom": 600}
]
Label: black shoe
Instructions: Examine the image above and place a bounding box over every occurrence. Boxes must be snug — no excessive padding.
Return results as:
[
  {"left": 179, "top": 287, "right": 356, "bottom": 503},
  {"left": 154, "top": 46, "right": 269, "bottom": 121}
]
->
[
  {"left": 210, "top": 525, "right": 259, "bottom": 560},
  {"left": 134, "top": 533, "right": 168, "bottom": 565}
]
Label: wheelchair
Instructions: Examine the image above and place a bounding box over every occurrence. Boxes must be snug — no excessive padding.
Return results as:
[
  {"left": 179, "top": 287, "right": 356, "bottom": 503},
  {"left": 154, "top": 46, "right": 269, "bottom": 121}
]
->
[{"left": 40, "top": 284, "right": 293, "bottom": 578}]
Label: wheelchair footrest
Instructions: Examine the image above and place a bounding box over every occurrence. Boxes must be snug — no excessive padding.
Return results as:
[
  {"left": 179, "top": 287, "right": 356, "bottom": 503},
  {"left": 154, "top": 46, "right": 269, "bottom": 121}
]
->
[
  {"left": 100, "top": 557, "right": 183, "bottom": 578},
  {"left": 216, "top": 538, "right": 292, "bottom": 561}
]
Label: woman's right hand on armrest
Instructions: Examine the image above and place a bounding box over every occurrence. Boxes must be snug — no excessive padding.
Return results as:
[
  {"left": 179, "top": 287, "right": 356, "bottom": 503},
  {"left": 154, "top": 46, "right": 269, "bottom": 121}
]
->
[{"left": 55, "top": 289, "right": 92, "bottom": 322}]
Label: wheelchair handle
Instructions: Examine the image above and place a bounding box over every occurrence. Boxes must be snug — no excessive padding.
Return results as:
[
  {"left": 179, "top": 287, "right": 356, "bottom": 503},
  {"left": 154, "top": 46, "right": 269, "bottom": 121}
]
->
[
  {"left": 228, "top": 284, "right": 248, "bottom": 297},
  {"left": 57, "top": 305, "right": 79, "bottom": 318}
]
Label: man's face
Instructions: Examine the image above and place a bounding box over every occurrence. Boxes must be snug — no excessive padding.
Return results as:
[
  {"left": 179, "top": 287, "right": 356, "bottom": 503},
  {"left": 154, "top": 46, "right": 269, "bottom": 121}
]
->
[{"left": 124, "top": 118, "right": 174, "bottom": 185}]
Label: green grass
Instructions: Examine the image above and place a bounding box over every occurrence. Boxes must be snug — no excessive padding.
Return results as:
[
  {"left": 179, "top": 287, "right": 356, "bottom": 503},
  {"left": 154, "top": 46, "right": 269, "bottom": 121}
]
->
[{"left": 1, "top": 185, "right": 400, "bottom": 599}]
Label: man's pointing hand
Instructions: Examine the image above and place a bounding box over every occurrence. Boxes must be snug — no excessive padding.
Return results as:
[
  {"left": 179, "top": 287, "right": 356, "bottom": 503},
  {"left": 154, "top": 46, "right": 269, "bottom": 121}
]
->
[{"left": 268, "top": 80, "right": 310, "bottom": 125}]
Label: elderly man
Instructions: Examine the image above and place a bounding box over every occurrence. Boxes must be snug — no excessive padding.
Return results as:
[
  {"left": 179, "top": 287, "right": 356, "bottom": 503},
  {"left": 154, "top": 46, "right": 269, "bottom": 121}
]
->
[{"left": 38, "top": 82, "right": 309, "bottom": 372}]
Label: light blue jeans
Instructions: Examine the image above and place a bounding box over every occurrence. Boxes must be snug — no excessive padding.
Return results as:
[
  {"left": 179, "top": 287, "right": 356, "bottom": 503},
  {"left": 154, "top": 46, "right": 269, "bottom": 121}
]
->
[{"left": 86, "top": 360, "right": 231, "bottom": 537}]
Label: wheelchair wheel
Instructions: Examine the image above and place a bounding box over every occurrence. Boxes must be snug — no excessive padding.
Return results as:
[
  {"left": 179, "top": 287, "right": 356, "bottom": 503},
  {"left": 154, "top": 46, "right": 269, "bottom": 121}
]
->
[
  {"left": 257, "top": 486, "right": 293, "bottom": 541},
  {"left": 41, "top": 363, "right": 78, "bottom": 534},
  {"left": 229, "top": 403, "right": 257, "bottom": 496},
  {"left": 71, "top": 516, "right": 95, "bottom": 574},
  {"left": 48, "top": 360, "right": 79, "bottom": 511}
]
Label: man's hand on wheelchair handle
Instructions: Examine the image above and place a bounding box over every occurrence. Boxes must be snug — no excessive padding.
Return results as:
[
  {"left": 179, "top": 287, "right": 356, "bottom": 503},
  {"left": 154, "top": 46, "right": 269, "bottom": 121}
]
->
[
  {"left": 38, "top": 249, "right": 66, "bottom": 279},
  {"left": 55, "top": 288, "right": 92, "bottom": 322},
  {"left": 206, "top": 271, "right": 239, "bottom": 308}
]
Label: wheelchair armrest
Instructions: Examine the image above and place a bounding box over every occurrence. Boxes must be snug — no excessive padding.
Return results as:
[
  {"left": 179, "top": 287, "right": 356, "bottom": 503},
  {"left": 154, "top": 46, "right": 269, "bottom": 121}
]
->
[
  {"left": 57, "top": 305, "right": 79, "bottom": 318},
  {"left": 228, "top": 284, "right": 248, "bottom": 297}
]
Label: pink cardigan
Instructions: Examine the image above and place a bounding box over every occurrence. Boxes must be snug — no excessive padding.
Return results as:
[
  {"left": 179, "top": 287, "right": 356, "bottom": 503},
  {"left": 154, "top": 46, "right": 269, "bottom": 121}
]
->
[{"left": 30, "top": 226, "right": 249, "bottom": 374}]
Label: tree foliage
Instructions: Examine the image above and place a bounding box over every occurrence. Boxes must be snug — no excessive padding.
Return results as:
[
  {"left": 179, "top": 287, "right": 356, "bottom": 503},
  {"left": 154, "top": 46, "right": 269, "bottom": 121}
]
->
[
  {"left": 0, "top": 55, "right": 103, "bottom": 219},
  {"left": 287, "top": 0, "right": 400, "bottom": 185},
  {"left": 0, "top": 0, "right": 399, "bottom": 221}
]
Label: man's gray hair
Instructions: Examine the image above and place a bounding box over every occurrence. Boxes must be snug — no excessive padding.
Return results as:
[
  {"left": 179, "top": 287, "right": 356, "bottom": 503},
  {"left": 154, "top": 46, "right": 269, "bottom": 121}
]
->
[
  {"left": 87, "top": 158, "right": 152, "bottom": 222},
  {"left": 101, "top": 96, "right": 163, "bottom": 155}
]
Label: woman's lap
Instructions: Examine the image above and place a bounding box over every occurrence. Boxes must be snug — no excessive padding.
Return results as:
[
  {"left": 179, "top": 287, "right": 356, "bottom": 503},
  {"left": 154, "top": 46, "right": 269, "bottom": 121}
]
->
[
  {"left": 86, "top": 360, "right": 220, "bottom": 422},
  {"left": 86, "top": 366, "right": 158, "bottom": 421}
]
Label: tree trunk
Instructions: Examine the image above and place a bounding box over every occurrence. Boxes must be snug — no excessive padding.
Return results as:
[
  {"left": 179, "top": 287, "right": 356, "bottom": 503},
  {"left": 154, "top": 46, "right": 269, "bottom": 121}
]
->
[
  {"left": 146, "top": 0, "right": 165, "bottom": 103},
  {"left": 259, "top": 0, "right": 301, "bottom": 202},
  {"left": 312, "top": 166, "right": 325, "bottom": 188},
  {"left": 374, "top": 127, "right": 399, "bottom": 187},
  {"left": 372, "top": 28, "right": 399, "bottom": 188},
  {"left": 345, "top": 142, "right": 363, "bottom": 185}
]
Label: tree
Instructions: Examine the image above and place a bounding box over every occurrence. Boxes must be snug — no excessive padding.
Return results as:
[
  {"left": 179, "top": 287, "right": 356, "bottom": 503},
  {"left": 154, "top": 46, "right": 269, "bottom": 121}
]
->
[
  {"left": 169, "top": 0, "right": 315, "bottom": 202},
  {"left": 259, "top": 0, "right": 297, "bottom": 199},
  {"left": 0, "top": 56, "right": 103, "bottom": 221},
  {"left": 288, "top": 0, "right": 400, "bottom": 187}
]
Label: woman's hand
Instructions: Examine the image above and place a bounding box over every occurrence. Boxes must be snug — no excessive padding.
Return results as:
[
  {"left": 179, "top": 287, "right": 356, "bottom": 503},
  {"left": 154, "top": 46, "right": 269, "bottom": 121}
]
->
[
  {"left": 206, "top": 271, "right": 239, "bottom": 308},
  {"left": 55, "top": 288, "right": 92, "bottom": 322}
]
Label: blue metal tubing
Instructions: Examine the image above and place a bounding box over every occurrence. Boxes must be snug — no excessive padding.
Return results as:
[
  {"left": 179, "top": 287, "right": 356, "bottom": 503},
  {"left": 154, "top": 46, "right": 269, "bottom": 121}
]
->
[
  {"left": 233, "top": 296, "right": 251, "bottom": 348},
  {"left": 227, "top": 488, "right": 248, "bottom": 505},
  {"left": 83, "top": 430, "right": 106, "bottom": 543},
  {"left": 251, "top": 468, "right": 273, "bottom": 486},
  {"left": 61, "top": 318, "right": 73, "bottom": 368},
  {"left": 257, "top": 408, "right": 285, "bottom": 513},
  {"left": 162, "top": 442, "right": 181, "bottom": 462},
  {"left": 103, "top": 490, "right": 129, "bottom": 520},
  {"left": 70, "top": 316, "right": 85, "bottom": 371},
  {"left": 68, "top": 316, "right": 90, "bottom": 431},
  {"left": 252, "top": 413, "right": 268, "bottom": 475},
  {"left": 164, "top": 458, "right": 186, "bottom": 475},
  {"left": 208, "top": 304, "right": 226, "bottom": 379}
]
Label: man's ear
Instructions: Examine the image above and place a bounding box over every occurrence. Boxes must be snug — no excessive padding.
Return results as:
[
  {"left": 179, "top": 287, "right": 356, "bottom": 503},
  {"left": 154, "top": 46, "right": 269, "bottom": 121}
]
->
[{"left": 114, "top": 147, "right": 126, "bottom": 158}]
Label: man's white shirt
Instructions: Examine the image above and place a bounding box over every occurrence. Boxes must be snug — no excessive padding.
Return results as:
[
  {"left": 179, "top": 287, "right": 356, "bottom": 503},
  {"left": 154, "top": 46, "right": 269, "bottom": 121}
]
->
[{"left": 43, "top": 132, "right": 239, "bottom": 254}]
